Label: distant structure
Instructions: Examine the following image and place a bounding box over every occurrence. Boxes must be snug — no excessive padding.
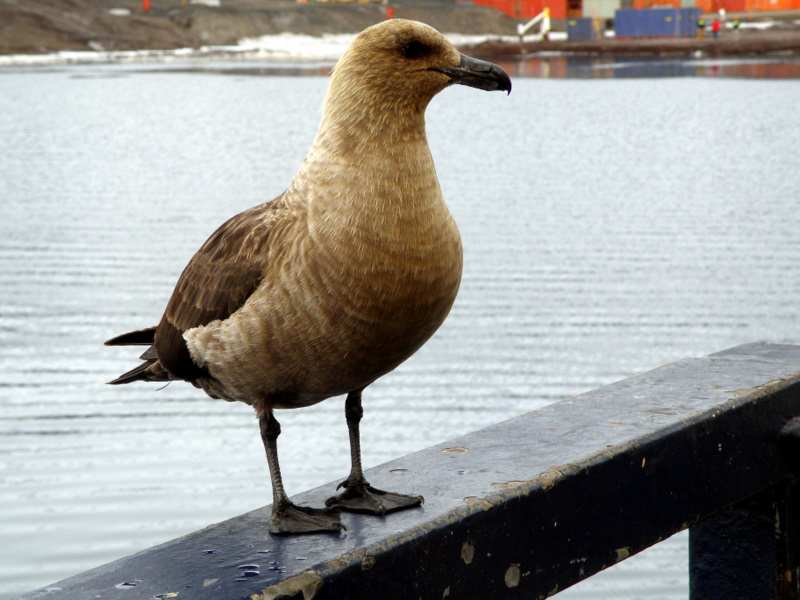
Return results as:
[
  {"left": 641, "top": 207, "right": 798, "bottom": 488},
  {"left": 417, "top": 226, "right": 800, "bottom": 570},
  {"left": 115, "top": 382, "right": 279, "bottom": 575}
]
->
[{"left": 456, "top": 0, "right": 799, "bottom": 21}]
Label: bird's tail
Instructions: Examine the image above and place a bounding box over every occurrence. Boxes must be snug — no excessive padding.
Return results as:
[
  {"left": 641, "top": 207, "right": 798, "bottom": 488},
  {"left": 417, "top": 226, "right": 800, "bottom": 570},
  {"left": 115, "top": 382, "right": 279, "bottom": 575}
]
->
[
  {"left": 105, "top": 326, "right": 156, "bottom": 347},
  {"left": 105, "top": 326, "right": 172, "bottom": 385},
  {"left": 107, "top": 360, "right": 172, "bottom": 385}
]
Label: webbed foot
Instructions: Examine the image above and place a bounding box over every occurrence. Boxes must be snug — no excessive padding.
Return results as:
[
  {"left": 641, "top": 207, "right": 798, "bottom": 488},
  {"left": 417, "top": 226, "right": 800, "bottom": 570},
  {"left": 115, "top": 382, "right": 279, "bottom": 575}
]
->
[
  {"left": 325, "top": 479, "right": 423, "bottom": 515},
  {"left": 269, "top": 501, "right": 344, "bottom": 535}
]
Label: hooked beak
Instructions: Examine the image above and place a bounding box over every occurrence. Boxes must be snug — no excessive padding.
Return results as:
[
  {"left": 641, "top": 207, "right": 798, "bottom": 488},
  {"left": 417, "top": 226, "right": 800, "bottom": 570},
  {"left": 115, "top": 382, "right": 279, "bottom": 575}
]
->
[{"left": 427, "top": 54, "right": 512, "bottom": 94}]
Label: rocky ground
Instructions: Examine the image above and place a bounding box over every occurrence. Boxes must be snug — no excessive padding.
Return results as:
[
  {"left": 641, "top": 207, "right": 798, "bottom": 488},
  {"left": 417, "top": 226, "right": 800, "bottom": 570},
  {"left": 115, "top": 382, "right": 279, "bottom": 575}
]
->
[
  {"left": 0, "top": 0, "right": 798, "bottom": 57},
  {"left": 0, "top": 0, "right": 517, "bottom": 55}
]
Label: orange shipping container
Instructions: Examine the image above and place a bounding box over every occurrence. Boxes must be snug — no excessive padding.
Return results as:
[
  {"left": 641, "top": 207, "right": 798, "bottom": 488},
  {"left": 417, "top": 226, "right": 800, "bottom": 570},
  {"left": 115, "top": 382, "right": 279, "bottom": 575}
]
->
[
  {"left": 458, "top": 0, "right": 566, "bottom": 19},
  {"left": 723, "top": 0, "right": 747, "bottom": 11},
  {"left": 626, "top": 0, "right": 797, "bottom": 13},
  {"left": 647, "top": 0, "right": 681, "bottom": 8},
  {"left": 547, "top": 0, "right": 567, "bottom": 18},
  {"left": 519, "top": 0, "right": 545, "bottom": 18},
  {"left": 746, "top": 0, "right": 799, "bottom": 10}
]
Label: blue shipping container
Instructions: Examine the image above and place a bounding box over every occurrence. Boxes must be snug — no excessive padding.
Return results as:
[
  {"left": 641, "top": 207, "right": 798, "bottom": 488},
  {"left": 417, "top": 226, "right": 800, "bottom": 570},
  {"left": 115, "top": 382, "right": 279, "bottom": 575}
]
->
[
  {"left": 615, "top": 8, "right": 701, "bottom": 38},
  {"left": 567, "top": 18, "right": 604, "bottom": 40},
  {"left": 679, "top": 7, "right": 702, "bottom": 36}
]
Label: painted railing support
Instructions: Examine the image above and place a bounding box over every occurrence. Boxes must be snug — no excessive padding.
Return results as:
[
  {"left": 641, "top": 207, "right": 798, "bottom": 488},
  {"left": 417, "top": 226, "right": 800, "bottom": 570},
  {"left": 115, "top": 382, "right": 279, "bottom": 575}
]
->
[
  {"left": 16, "top": 342, "right": 800, "bottom": 600},
  {"left": 690, "top": 460, "right": 800, "bottom": 599}
]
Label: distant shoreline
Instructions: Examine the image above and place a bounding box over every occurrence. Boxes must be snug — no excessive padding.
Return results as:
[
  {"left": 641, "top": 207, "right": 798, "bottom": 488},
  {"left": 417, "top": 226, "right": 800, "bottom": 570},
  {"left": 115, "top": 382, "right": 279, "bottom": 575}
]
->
[
  {"left": 466, "top": 28, "right": 800, "bottom": 59},
  {"left": 0, "top": 0, "right": 516, "bottom": 56},
  {"left": 1, "top": 0, "right": 798, "bottom": 60}
]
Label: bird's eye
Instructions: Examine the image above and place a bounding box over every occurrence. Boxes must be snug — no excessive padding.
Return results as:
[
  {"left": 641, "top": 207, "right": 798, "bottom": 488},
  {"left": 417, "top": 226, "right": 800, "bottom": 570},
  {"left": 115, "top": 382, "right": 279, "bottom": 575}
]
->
[{"left": 401, "top": 41, "right": 428, "bottom": 59}]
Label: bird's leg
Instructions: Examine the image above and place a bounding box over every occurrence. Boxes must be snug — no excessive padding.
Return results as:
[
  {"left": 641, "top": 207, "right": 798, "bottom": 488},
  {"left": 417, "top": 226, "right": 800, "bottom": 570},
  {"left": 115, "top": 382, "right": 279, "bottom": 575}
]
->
[
  {"left": 259, "top": 410, "right": 343, "bottom": 535},
  {"left": 325, "top": 390, "right": 424, "bottom": 515}
]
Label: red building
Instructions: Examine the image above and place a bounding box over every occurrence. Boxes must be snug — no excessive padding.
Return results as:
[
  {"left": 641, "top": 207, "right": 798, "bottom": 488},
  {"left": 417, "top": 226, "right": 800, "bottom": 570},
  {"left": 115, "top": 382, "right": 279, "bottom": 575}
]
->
[
  {"left": 695, "top": 0, "right": 799, "bottom": 12},
  {"left": 458, "top": 0, "right": 799, "bottom": 19},
  {"left": 457, "top": 0, "right": 568, "bottom": 20}
]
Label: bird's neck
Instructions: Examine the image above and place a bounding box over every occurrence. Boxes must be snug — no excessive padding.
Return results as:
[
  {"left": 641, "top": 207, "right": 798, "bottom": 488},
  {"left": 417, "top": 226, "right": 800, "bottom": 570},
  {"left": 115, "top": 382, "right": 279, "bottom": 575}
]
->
[
  {"left": 317, "top": 97, "right": 431, "bottom": 161},
  {"left": 290, "top": 102, "right": 441, "bottom": 217},
  {"left": 282, "top": 93, "right": 463, "bottom": 326},
  {"left": 284, "top": 100, "right": 458, "bottom": 273}
]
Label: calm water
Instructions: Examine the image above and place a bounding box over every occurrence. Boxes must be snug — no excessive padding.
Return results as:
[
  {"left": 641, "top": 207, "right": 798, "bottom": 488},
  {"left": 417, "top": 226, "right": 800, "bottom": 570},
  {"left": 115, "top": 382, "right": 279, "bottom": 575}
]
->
[{"left": 1, "top": 58, "right": 799, "bottom": 599}]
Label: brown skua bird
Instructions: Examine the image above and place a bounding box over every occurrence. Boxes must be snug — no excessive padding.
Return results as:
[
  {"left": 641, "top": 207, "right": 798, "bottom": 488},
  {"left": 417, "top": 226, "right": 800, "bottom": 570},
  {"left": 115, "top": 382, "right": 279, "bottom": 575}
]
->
[{"left": 106, "top": 19, "right": 511, "bottom": 535}]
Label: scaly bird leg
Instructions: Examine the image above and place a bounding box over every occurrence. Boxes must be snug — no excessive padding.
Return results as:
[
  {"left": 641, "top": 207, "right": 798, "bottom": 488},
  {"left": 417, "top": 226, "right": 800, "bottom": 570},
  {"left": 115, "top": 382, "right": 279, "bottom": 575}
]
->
[
  {"left": 325, "top": 390, "right": 423, "bottom": 515},
  {"left": 259, "top": 410, "right": 343, "bottom": 535}
]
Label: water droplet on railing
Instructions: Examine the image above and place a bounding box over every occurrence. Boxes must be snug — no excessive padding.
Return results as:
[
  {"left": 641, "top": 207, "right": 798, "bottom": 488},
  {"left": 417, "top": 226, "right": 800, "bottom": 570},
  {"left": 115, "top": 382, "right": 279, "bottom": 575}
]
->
[
  {"left": 115, "top": 581, "right": 138, "bottom": 589},
  {"left": 236, "top": 571, "right": 261, "bottom": 581}
]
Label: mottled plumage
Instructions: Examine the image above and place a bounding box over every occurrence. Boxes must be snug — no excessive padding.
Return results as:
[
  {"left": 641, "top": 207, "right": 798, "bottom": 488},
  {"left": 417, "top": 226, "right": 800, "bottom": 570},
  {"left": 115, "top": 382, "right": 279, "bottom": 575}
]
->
[{"left": 107, "top": 19, "right": 510, "bottom": 534}]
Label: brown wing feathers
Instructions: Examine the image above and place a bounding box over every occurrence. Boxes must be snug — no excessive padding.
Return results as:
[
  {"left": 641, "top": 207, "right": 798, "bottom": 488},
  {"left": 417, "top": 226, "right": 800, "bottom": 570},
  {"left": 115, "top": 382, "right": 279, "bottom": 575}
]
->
[
  {"left": 106, "top": 203, "right": 275, "bottom": 385},
  {"left": 104, "top": 326, "right": 156, "bottom": 346}
]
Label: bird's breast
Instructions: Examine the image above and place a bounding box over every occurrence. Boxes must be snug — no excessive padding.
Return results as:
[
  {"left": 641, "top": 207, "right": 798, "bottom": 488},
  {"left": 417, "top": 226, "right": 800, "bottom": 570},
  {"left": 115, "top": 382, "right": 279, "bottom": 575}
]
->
[
  {"left": 306, "top": 185, "right": 464, "bottom": 387},
  {"left": 188, "top": 140, "right": 463, "bottom": 409}
]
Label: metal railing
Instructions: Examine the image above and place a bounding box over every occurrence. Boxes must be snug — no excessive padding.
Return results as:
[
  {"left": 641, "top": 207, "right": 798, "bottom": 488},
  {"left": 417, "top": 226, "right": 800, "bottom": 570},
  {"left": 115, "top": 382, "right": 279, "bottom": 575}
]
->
[{"left": 17, "top": 342, "right": 800, "bottom": 600}]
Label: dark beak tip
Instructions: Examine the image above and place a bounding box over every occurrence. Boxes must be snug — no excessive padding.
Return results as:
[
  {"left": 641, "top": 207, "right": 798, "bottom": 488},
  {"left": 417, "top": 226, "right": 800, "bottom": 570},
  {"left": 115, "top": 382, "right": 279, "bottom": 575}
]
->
[
  {"left": 502, "top": 75, "right": 513, "bottom": 95},
  {"left": 458, "top": 54, "right": 512, "bottom": 94},
  {"left": 488, "top": 72, "right": 512, "bottom": 95},
  {"left": 496, "top": 64, "right": 512, "bottom": 94},
  {"left": 428, "top": 55, "right": 512, "bottom": 94}
]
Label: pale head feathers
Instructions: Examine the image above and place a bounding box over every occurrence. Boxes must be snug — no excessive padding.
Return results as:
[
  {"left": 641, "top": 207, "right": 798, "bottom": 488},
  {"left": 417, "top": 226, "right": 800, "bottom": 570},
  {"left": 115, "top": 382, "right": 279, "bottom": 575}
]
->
[{"left": 323, "top": 20, "right": 461, "bottom": 125}]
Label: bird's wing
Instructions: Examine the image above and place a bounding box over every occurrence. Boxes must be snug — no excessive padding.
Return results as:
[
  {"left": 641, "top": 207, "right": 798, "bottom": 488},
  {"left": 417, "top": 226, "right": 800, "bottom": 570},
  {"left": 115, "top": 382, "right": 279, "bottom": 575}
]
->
[{"left": 154, "top": 197, "right": 288, "bottom": 381}]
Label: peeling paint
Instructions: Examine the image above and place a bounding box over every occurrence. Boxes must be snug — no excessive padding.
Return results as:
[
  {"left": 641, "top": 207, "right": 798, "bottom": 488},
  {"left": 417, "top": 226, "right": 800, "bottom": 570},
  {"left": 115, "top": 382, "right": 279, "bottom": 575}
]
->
[
  {"left": 319, "top": 548, "right": 366, "bottom": 574},
  {"left": 539, "top": 470, "right": 565, "bottom": 491},
  {"left": 361, "top": 556, "right": 376, "bottom": 570},
  {"left": 321, "top": 557, "right": 350, "bottom": 572},
  {"left": 504, "top": 564, "right": 521, "bottom": 588},
  {"left": 728, "top": 378, "right": 790, "bottom": 401},
  {"left": 463, "top": 496, "right": 492, "bottom": 510},
  {"left": 461, "top": 541, "right": 475, "bottom": 565},
  {"left": 442, "top": 447, "right": 468, "bottom": 453},
  {"left": 202, "top": 578, "right": 218, "bottom": 587},
  {"left": 490, "top": 481, "right": 528, "bottom": 489},
  {"left": 616, "top": 547, "right": 631, "bottom": 561},
  {"left": 251, "top": 571, "right": 324, "bottom": 600},
  {"left": 442, "top": 586, "right": 450, "bottom": 598}
]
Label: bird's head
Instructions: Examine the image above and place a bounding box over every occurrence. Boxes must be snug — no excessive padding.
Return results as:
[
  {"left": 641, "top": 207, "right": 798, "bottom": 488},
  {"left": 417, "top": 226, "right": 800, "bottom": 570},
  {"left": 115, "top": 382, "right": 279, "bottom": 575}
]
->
[{"left": 325, "top": 19, "right": 511, "bottom": 118}]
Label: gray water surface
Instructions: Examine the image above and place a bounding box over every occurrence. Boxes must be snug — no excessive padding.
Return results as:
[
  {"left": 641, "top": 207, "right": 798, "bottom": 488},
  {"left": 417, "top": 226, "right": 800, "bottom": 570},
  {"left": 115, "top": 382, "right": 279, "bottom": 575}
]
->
[{"left": 1, "top": 64, "right": 798, "bottom": 598}]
